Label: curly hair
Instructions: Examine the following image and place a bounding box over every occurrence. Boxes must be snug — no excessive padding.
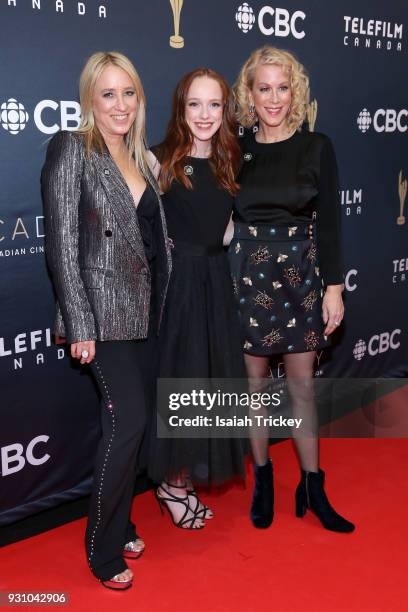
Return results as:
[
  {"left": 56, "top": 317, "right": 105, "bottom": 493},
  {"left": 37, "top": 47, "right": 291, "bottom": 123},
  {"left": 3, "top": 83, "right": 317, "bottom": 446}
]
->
[
  {"left": 157, "top": 68, "right": 240, "bottom": 196},
  {"left": 234, "top": 46, "right": 310, "bottom": 132}
]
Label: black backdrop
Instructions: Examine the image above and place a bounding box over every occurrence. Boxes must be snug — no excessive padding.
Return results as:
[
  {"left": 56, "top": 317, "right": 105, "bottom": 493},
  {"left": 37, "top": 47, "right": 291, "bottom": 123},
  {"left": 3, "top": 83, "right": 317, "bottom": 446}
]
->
[{"left": 1, "top": 0, "right": 407, "bottom": 529}]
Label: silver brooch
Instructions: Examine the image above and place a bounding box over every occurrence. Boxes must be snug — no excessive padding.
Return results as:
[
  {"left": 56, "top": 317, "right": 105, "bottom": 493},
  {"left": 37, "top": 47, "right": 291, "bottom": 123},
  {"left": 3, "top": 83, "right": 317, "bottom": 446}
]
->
[
  {"left": 243, "top": 152, "right": 252, "bottom": 162},
  {"left": 184, "top": 164, "right": 193, "bottom": 176}
]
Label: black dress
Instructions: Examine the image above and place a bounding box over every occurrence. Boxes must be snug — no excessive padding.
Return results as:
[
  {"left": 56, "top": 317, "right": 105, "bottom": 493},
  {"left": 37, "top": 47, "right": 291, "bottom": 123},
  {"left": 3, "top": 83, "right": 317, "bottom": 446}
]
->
[
  {"left": 136, "top": 185, "right": 158, "bottom": 270},
  {"left": 229, "top": 130, "right": 343, "bottom": 355},
  {"left": 148, "top": 155, "right": 246, "bottom": 486}
]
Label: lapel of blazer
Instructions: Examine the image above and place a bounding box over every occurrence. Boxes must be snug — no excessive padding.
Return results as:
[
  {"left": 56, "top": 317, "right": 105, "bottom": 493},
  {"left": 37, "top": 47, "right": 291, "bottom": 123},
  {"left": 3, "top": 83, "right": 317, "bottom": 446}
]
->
[{"left": 93, "top": 150, "right": 146, "bottom": 263}]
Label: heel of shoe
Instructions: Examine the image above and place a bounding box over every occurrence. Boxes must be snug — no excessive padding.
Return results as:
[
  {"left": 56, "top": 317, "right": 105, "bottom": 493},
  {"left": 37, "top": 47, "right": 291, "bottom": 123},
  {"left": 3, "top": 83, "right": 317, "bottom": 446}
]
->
[
  {"left": 154, "top": 483, "right": 204, "bottom": 530},
  {"left": 296, "top": 469, "right": 355, "bottom": 533},
  {"left": 250, "top": 459, "right": 274, "bottom": 529},
  {"left": 123, "top": 538, "right": 145, "bottom": 560},
  {"left": 295, "top": 484, "right": 308, "bottom": 518},
  {"left": 101, "top": 576, "right": 133, "bottom": 591},
  {"left": 295, "top": 499, "right": 307, "bottom": 518}
]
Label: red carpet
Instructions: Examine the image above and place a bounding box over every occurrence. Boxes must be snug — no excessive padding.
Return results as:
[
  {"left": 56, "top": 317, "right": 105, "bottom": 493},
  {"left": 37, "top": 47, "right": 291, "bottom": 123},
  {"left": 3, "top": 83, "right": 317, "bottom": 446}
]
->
[{"left": 1, "top": 439, "right": 407, "bottom": 611}]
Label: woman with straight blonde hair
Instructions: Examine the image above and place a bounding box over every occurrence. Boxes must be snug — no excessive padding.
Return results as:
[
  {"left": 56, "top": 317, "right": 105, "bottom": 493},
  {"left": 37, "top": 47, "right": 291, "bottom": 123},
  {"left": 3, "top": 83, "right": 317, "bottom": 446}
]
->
[
  {"left": 42, "top": 51, "right": 171, "bottom": 589},
  {"left": 230, "top": 46, "right": 354, "bottom": 533}
]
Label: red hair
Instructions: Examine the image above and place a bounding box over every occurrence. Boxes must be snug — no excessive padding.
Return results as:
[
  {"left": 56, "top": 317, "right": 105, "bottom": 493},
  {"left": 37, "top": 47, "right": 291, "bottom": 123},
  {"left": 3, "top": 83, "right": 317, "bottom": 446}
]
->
[{"left": 157, "top": 68, "right": 240, "bottom": 195}]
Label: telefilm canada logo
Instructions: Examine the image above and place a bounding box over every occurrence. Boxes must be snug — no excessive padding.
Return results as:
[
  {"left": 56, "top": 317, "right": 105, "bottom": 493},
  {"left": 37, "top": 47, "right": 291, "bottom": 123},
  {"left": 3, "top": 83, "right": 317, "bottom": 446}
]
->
[
  {"left": 343, "top": 15, "right": 403, "bottom": 52},
  {"left": 353, "top": 329, "right": 401, "bottom": 361},
  {"left": 0, "top": 328, "right": 66, "bottom": 372},
  {"left": 341, "top": 189, "right": 363, "bottom": 217},
  {"left": 235, "top": 3, "right": 306, "bottom": 39},
  {"left": 392, "top": 257, "right": 408, "bottom": 284},
  {"left": 0, "top": 98, "right": 80, "bottom": 136},
  {"left": 357, "top": 108, "right": 408, "bottom": 133},
  {"left": 5, "top": 0, "right": 108, "bottom": 19}
]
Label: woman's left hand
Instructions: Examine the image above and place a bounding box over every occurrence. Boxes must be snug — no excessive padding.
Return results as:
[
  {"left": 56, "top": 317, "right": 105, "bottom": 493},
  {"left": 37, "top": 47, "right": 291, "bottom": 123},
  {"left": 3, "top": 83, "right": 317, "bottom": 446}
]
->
[
  {"left": 71, "top": 340, "right": 96, "bottom": 364},
  {"left": 322, "top": 284, "right": 344, "bottom": 336}
]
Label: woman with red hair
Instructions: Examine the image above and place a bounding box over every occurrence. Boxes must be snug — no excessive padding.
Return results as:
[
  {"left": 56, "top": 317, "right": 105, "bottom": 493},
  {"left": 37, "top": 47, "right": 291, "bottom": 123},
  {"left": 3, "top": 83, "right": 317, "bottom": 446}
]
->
[{"left": 148, "top": 68, "right": 246, "bottom": 528}]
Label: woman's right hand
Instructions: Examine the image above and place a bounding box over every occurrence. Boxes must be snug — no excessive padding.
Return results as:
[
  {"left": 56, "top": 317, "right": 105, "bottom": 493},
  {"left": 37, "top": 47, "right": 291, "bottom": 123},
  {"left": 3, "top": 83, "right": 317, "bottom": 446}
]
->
[{"left": 71, "top": 340, "right": 96, "bottom": 364}]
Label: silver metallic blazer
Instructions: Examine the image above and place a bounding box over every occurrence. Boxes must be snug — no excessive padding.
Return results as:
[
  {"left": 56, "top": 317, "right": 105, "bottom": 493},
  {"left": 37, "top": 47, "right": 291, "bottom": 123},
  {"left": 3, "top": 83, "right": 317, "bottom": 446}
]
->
[{"left": 41, "top": 130, "right": 172, "bottom": 344}]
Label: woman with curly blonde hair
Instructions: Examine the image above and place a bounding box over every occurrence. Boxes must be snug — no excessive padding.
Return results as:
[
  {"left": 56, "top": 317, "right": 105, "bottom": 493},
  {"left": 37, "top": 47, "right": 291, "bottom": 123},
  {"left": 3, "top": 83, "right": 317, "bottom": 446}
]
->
[{"left": 229, "top": 46, "right": 355, "bottom": 533}]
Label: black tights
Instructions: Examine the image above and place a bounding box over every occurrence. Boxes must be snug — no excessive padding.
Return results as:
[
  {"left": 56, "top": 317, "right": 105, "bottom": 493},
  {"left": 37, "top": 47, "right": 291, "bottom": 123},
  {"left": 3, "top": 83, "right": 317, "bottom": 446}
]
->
[{"left": 245, "top": 351, "right": 318, "bottom": 472}]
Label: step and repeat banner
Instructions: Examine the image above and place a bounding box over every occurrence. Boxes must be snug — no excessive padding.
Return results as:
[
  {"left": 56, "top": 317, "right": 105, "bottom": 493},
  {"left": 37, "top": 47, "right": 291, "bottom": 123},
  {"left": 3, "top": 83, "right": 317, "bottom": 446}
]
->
[{"left": 1, "top": 0, "right": 407, "bottom": 526}]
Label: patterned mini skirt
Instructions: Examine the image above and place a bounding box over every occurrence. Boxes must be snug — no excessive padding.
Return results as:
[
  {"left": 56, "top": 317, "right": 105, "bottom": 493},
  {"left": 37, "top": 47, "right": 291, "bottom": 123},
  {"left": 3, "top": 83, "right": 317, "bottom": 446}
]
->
[{"left": 228, "top": 222, "right": 330, "bottom": 356}]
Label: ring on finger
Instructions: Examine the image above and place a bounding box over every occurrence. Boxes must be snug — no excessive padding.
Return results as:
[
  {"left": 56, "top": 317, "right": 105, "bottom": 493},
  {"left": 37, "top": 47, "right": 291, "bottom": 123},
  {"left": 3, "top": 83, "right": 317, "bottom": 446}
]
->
[{"left": 81, "top": 349, "right": 89, "bottom": 359}]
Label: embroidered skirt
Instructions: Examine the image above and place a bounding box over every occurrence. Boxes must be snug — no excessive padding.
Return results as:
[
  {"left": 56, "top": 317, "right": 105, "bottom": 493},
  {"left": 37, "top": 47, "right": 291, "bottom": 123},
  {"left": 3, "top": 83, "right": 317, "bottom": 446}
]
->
[{"left": 229, "top": 222, "right": 330, "bottom": 356}]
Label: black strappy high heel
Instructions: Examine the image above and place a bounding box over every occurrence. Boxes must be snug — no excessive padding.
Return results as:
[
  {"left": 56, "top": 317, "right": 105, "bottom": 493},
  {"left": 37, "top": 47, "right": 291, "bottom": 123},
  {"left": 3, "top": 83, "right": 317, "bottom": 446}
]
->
[
  {"left": 155, "top": 482, "right": 205, "bottom": 530},
  {"left": 184, "top": 476, "right": 214, "bottom": 520},
  {"left": 187, "top": 490, "right": 214, "bottom": 520}
]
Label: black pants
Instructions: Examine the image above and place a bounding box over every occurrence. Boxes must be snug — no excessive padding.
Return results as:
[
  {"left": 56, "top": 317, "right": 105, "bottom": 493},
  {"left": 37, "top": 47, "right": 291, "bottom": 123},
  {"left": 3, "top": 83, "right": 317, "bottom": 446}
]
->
[{"left": 85, "top": 334, "right": 157, "bottom": 581}]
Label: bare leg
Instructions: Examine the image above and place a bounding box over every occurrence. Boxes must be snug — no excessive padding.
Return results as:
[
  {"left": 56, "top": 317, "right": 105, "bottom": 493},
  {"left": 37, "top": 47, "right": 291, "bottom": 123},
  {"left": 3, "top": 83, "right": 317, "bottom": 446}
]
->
[{"left": 283, "top": 351, "right": 318, "bottom": 472}]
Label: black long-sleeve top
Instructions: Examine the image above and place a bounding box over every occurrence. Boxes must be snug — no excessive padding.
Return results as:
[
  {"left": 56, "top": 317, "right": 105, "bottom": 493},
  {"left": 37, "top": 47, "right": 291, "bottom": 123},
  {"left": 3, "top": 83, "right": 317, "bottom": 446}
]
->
[{"left": 233, "top": 130, "right": 343, "bottom": 286}]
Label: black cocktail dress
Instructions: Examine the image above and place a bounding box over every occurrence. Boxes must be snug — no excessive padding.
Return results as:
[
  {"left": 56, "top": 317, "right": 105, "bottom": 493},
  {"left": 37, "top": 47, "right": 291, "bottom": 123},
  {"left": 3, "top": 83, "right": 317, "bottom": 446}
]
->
[{"left": 148, "top": 155, "right": 246, "bottom": 486}]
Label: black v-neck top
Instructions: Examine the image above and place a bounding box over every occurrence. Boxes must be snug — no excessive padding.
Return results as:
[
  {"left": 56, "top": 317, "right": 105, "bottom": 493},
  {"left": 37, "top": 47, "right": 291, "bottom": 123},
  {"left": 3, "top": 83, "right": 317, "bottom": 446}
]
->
[{"left": 136, "top": 184, "right": 158, "bottom": 263}]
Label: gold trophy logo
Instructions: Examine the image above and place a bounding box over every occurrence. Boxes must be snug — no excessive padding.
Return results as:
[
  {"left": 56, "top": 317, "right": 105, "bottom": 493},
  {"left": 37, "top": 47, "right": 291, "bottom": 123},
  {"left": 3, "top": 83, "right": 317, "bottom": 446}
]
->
[
  {"left": 169, "top": 0, "right": 184, "bottom": 48},
  {"left": 397, "top": 170, "right": 407, "bottom": 225},
  {"left": 307, "top": 99, "right": 318, "bottom": 132}
]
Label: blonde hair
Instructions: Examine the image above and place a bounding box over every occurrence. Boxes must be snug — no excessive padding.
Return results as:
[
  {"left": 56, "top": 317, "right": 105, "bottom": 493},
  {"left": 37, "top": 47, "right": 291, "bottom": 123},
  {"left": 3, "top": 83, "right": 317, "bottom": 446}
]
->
[
  {"left": 78, "top": 51, "right": 150, "bottom": 176},
  {"left": 234, "top": 46, "right": 310, "bottom": 132}
]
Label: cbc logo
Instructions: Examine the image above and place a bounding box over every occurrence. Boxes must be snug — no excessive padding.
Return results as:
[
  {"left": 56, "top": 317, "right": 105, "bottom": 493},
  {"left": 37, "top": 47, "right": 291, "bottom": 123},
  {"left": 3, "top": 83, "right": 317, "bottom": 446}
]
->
[
  {"left": 1, "top": 435, "right": 50, "bottom": 476},
  {"left": 0, "top": 98, "right": 30, "bottom": 135},
  {"left": 0, "top": 97, "right": 80, "bottom": 135},
  {"left": 235, "top": 3, "right": 306, "bottom": 39},
  {"left": 353, "top": 329, "right": 401, "bottom": 361},
  {"left": 345, "top": 269, "right": 358, "bottom": 292},
  {"left": 357, "top": 108, "right": 408, "bottom": 133},
  {"left": 236, "top": 3, "right": 256, "bottom": 32}
]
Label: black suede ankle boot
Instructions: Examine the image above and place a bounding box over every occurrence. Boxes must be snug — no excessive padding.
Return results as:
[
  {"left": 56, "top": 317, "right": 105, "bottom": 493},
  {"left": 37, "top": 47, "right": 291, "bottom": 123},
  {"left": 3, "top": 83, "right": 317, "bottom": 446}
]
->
[
  {"left": 250, "top": 459, "right": 274, "bottom": 529},
  {"left": 295, "top": 469, "right": 355, "bottom": 533}
]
